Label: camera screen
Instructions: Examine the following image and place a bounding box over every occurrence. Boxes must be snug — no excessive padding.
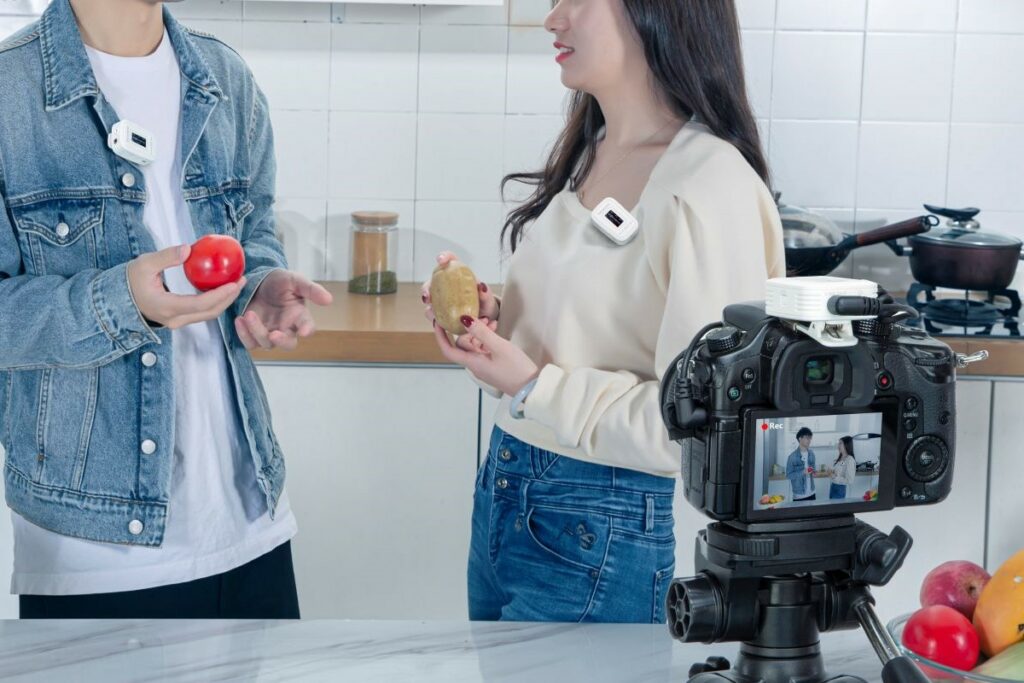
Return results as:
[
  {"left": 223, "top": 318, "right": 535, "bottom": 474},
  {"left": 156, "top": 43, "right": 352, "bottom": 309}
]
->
[{"left": 750, "top": 411, "right": 884, "bottom": 513}]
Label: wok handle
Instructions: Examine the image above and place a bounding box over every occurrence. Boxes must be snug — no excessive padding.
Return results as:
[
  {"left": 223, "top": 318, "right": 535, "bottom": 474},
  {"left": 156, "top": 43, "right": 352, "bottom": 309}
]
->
[{"left": 853, "top": 216, "right": 936, "bottom": 248}]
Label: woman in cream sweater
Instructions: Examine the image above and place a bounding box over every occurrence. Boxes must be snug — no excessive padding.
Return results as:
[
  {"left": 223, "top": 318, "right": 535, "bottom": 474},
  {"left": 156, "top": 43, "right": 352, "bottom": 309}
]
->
[
  {"left": 829, "top": 437, "right": 858, "bottom": 500},
  {"left": 422, "top": 0, "right": 784, "bottom": 622}
]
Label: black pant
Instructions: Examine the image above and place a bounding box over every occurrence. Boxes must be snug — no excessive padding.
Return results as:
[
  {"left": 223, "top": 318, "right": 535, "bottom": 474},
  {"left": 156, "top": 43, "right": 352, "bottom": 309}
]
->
[{"left": 19, "top": 541, "right": 300, "bottom": 619}]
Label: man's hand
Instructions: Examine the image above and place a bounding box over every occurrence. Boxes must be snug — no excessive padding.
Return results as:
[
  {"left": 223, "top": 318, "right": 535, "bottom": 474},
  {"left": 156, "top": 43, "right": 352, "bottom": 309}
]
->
[
  {"left": 127, "top": 245, "right": 245, "bottom": 329},
  {"left": 235, "top": 270, "right": 333, "bottom": 351}
]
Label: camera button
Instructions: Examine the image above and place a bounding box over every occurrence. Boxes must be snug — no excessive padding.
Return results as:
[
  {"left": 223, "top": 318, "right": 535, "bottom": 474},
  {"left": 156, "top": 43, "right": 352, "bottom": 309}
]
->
[
  {"left": 742, "top": 368, "right": 756, "bottom": 383},
  {"left": 905, "top": 396, "right": 919, "bottom": 411},
  {"left": 903, "top": 418, "right": 917, "bottom": 433},
  {"left": 727, "top": 386, "right": 741, "bottom": 401},
  {"left": 900, "top": 487, "right": 913, "bottom": 499},
  {"left": 876, "top": 371, "right": 894, "bottom": 390},
  {"left": 904, "top": 436, "right": 949, "bottom": 483}
]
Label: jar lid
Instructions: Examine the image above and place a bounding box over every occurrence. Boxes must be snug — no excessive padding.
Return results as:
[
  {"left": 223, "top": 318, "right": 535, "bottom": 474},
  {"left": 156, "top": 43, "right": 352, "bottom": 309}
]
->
[{"left": 352, "top": 211, "right": 399, "bottom": 227}]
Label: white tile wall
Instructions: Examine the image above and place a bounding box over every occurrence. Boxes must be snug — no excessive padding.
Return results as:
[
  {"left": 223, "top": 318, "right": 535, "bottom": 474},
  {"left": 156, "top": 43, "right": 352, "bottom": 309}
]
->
[
  {"left": 776, "top": 0, "right": 866, "bottom": 31},
  {"left": 2, "top": 0, "right": 1023, "bottom": 290},
  {"left": 771, "top": 31, "right": 864, "bottom": 120},
  {"left": 861, "top": 33, "right": 955, "bottom": 122}
]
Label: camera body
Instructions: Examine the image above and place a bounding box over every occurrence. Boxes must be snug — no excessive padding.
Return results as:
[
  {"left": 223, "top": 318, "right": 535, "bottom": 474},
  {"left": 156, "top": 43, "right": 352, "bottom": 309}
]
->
[{"left": 662, "top": 280, "right": 957, "bottom": 526}]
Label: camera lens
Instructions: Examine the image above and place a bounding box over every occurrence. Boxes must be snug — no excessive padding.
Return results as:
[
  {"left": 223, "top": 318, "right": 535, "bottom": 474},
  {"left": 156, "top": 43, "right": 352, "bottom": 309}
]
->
[{"left": 804, "top": 356, "right": 834, "bottom": 384}]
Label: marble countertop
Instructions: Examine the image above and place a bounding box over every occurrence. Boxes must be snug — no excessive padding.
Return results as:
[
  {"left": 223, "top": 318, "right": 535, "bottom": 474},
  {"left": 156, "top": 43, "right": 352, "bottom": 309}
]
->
[{"left": 0, "top": 619, "right": 885, "bottom": 682}]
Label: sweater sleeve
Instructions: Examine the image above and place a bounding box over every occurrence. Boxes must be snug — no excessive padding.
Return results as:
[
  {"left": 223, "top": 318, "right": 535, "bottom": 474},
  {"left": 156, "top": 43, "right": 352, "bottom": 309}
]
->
[{"left": 523, "top": 187, "right": 783, "bottom": 476}]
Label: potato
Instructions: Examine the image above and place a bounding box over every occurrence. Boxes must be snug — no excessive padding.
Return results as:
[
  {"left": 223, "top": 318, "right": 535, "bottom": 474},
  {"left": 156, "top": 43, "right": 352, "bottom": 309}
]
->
[{"left": 430, "top": 260, "right": 480, "bottom": 335}]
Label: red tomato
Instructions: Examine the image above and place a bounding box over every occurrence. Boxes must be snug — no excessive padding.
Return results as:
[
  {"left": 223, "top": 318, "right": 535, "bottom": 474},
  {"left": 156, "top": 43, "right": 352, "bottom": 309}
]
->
[
  {"left": 902, "top": 605, "right": 980, "bottom": 672},
  {"left": 183, "top": 235, "right": 245, "bottom": 292}
]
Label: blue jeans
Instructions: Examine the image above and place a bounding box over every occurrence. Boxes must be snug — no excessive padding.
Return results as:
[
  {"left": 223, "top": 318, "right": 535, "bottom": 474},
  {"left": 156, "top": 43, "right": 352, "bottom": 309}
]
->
[
  {"left": 468, "top": 428, "right": 676, "bottom": 623},
  {"left": 829, "top": 483, "right": 847, "bottom": 500}
]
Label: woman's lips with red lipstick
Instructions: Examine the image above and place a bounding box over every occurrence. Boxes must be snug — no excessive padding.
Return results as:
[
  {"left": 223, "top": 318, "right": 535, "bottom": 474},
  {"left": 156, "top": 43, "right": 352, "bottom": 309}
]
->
[{"left": 554, "top": 41, "right": 575, "bottom": 63}]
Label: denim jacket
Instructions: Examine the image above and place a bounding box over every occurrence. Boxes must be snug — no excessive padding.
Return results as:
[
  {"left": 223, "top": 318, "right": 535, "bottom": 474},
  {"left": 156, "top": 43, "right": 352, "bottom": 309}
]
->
[{"left": 0, "top": 0, "right": 288, "bottom": 546}]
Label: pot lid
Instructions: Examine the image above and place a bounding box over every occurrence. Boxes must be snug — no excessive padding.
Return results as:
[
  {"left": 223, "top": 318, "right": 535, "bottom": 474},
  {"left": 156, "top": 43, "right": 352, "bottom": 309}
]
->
[
  {"left": 918, "top": 203, "right": 1023, "bottom": 249},
  {"left": 777, "top": 194, "right": 844, "bottom": 249},
  {"left": 914, "top": 226, "right": 1023, "bottom": 249}
]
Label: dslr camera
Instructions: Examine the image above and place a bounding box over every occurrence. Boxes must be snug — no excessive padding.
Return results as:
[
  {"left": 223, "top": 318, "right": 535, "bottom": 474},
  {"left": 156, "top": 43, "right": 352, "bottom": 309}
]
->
[{"left": 658, "top": 277, "right": 986, "bottom": 683}]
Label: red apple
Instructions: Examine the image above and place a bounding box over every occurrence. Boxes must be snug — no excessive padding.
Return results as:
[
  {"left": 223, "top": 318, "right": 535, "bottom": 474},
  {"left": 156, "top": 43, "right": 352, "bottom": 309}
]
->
[{"left": 920, "top": 560, "right": 991, "bottom": 621}]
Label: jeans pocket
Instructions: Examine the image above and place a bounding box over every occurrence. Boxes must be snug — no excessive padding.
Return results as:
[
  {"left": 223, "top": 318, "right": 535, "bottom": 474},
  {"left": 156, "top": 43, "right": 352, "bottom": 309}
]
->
[
  {"left": 652, "top": 559, "right": 676, "bottom": 624},
  {"left": 525, "top": 505, "right": 610, "bottom": 571}
]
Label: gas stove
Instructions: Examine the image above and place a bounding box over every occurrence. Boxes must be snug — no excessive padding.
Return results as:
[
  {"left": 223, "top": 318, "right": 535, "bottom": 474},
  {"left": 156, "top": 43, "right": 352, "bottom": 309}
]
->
[{"left": 904, "top": 283, "right": 1021, "bottom": 338}]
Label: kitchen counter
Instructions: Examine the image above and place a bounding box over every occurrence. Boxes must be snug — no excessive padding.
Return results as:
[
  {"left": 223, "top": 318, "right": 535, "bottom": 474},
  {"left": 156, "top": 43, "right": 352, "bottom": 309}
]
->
[
  {"left": 0, "top": 619, "right": 885, "bottom": 682},
  {"left": 252, "top": 282, "right": 1024, "bottom": 376},
  {"left": 768, "top": 471, "right": 877, "bottom": 481}
]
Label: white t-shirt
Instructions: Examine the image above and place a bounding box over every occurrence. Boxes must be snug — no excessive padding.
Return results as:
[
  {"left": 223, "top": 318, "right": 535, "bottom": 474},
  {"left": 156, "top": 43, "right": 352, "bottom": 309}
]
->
[{"left": 11, "top": 32, "right": 296, "bottom": 596}]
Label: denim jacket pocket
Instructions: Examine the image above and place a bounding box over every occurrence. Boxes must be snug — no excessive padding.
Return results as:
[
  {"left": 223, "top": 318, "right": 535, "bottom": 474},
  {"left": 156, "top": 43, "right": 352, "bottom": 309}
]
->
[
  {"left": 223, "top": 192, "right": 254, "bottom": 238},
  {"left": 11, "top": 197, "right": 105, "bottom": 276}
]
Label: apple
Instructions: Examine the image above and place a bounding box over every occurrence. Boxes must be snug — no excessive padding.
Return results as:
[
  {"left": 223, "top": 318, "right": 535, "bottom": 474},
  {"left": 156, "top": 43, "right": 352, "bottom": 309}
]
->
[{"left": 921, "top": 560, "right": 991, "bottom": 621}]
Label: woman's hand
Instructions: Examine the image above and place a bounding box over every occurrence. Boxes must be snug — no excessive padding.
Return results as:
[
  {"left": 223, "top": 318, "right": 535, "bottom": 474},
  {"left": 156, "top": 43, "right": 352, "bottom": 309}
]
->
[
  {"left": 433, "top": 315, "right": 538, "bottom": 397},
  {"left": 421, "top": 251, "right": 500, "bottom": 354}
]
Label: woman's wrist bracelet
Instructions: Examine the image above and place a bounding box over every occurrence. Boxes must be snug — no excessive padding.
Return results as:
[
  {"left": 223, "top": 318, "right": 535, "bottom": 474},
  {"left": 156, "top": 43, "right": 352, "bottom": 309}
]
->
[{"left": 509, "top": 377, "right": 539, "bottom": 420}]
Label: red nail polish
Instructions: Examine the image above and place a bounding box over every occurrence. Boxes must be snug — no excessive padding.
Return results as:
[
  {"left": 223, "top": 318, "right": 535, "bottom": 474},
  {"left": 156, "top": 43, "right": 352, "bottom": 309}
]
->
[{"left": 461, "top": 315, "right": 475, "bottom": 329}]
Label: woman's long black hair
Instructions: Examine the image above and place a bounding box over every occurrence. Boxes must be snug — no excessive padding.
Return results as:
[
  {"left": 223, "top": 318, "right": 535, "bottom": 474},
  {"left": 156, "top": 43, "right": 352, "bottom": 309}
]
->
[
  {"left": 834, "top": 436, "right": 856, "bottom": 466},
  {"left": 500, "top": 0, "right": 769, "bottom": 251}
]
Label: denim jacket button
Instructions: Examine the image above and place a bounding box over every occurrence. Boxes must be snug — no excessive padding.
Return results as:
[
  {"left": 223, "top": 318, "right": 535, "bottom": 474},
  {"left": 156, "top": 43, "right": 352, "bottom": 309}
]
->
[
  {"left": 141, "top": 352, "right": 157, "bottom": 367},
  {"left": 496, "top": 477, "right": 509, "bottom": 489},
  {"left": 121, "top": 172, "right": 136, "bottom": 188},
  {"left": 141, "top": 439, "right": 157, "bottom": 455},
  {"left": 500, "top": 449, "right": 512, "bottom": 461},
  {"left": 55, "top": 222, "right": 70, "bottom": 238},
  {"left": 128, "top": 520, "right": 144, "bottom": 535}
]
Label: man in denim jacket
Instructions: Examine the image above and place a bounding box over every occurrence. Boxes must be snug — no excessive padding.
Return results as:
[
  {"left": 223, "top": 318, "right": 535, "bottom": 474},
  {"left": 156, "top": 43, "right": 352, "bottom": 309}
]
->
[{"left": 0, "top": 0, "right": 331, "bottom": 618}]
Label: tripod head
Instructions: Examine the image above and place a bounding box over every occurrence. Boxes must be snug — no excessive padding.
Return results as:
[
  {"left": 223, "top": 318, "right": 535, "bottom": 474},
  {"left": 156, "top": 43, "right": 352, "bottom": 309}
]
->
[{"left": 666, "top": 516, "right": 928, "bottom": 683}]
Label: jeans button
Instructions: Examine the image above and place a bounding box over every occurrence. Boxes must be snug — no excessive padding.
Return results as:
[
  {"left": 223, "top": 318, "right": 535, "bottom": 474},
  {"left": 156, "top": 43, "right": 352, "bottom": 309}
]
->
[
  {"left": 121, "top": 172, "right": 136, "bottom": 188},
  {"left": 500, "top": 448, "right": 512, "bottom": 461},
  {"left": 55, "top": 222, "right": 70, "bottom": 238},
  {"left": 128, "top": 520, "right": 144, "bottom": 535},
  {"left": 141, "top": 352, "right": 157, "bottom": 367},
  {"left": 141, "top": 439, "right": 157, "bottom": 455},
  {"left": 496, "top": 477, "right": 509, "bottom": 489}
]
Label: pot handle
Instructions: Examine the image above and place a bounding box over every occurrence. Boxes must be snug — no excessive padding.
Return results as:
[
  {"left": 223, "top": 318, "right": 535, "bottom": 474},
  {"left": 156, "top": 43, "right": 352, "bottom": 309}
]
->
[{"left": 854, "top": 216, "right": 937, "bottom": 248}]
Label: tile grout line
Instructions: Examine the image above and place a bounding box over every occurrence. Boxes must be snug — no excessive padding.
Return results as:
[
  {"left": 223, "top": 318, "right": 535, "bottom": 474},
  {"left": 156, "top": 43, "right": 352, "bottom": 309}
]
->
[
  {"left": 850, "top": 0, "right": 869, "bottom": 266},
  {"left": 942, "top": 0, "right": 963, "bottom": 207},
  {"left": 411, "top": 9, "right": 422, "bottom": 281}
]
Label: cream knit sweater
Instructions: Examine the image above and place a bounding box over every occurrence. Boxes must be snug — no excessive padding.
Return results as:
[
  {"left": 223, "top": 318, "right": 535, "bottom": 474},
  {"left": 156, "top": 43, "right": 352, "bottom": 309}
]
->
[{"left": 490, "top": 120, "right": 786, "bottom": 477}]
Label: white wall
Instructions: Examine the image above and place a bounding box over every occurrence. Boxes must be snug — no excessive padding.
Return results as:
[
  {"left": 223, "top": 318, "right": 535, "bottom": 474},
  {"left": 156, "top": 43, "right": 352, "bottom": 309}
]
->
[{"left": 3, "top": 0, "right": 1022, "bottom": 292}]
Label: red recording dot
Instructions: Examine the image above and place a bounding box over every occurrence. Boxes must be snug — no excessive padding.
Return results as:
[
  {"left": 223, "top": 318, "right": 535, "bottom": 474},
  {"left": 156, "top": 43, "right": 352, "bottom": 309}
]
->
[{"left": 761, "top": 423, "right": 769, "bottom": 431}]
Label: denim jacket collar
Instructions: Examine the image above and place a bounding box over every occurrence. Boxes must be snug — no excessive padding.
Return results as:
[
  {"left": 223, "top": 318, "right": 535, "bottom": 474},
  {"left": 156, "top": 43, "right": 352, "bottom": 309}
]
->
[{"left": 39, "top": 0, "right": 223, "bottom": 112}]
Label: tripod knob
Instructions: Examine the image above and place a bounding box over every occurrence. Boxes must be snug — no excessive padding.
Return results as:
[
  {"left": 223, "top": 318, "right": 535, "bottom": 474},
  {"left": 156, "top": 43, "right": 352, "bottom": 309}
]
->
[
  {"left": 689, "top": 656, "right": 731, "bottom": 678},
  {"left": 667, "top": 574, "right": 724, "bottom": 643}
]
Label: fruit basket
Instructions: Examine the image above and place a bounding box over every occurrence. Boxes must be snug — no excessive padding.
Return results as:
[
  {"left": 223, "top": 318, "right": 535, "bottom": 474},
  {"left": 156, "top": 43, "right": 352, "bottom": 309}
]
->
[{"left": 888, "top": 614, "right": 1023, "bottom": 682}]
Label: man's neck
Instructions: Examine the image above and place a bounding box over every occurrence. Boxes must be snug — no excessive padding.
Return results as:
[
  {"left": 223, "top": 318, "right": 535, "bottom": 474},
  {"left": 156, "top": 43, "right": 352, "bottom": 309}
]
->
[{"left": 70, "top": 0, "right": 164, "bottom": 57}]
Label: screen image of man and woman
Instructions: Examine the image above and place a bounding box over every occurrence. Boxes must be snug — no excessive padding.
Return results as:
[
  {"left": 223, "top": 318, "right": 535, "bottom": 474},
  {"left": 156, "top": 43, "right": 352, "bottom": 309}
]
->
[{"left": 752, "top": 412, "right": 884, "bottom": 510}]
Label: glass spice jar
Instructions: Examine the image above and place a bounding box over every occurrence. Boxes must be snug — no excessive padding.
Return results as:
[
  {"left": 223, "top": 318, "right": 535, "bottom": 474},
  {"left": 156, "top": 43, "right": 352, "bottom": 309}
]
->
[{"left": 348, "top": 211, "right": 399, "bottom": 295}]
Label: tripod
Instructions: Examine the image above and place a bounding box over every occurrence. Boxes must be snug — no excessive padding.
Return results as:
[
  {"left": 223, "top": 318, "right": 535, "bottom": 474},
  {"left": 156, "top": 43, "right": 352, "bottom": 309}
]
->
[{"left": 667, "top": 516, "right": 929, "bottom": 683}]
